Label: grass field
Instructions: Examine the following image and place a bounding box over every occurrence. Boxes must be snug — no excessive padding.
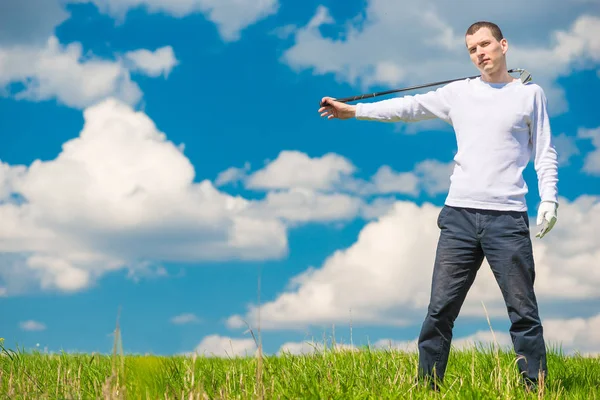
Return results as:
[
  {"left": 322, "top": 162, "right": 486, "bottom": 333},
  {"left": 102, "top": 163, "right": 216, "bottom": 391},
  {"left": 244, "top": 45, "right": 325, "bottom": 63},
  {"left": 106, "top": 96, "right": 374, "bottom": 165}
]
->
[{"left": 1, "top": 336, "right": 599, "bottom": 399}]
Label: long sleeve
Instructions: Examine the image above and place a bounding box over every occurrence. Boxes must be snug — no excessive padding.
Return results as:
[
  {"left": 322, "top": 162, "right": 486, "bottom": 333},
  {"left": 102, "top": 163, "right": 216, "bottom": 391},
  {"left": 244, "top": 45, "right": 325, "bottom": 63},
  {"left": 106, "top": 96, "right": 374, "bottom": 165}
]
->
[
  {"left": 530, "top": 87, "right": 559, "bottom": 204},
  {"left": 354, "top": 81, "right": 459, "bottom": 124}
]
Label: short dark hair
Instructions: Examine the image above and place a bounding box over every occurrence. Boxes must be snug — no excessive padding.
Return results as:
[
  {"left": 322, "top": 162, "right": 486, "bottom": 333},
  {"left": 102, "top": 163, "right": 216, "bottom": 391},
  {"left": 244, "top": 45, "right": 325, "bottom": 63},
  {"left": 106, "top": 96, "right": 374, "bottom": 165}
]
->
[{"left": 465, "top": 21, "right": 504, "bottom": 42}]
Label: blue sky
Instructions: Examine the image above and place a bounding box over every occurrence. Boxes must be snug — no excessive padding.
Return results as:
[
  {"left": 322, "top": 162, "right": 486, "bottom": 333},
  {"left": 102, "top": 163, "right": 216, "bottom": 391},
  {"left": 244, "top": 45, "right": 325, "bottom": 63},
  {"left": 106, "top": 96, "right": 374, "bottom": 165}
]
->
[{"left": 1, "top": 0, "right": 599, "bottom": 357}]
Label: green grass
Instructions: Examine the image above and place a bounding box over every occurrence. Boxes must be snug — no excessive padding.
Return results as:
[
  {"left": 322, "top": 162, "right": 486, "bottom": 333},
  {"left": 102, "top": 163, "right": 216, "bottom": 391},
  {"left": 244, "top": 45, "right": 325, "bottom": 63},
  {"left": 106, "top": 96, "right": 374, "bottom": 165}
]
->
[{"left": 1, "top": 338, "right": 599, "bottom": 399}]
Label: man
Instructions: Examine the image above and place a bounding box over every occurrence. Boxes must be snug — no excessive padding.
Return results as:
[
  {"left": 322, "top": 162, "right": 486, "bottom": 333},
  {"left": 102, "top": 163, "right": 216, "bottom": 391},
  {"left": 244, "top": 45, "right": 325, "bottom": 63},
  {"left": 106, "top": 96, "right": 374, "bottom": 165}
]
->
[{"left": 318, "top": 21, "right": 558, "bottom": 391}]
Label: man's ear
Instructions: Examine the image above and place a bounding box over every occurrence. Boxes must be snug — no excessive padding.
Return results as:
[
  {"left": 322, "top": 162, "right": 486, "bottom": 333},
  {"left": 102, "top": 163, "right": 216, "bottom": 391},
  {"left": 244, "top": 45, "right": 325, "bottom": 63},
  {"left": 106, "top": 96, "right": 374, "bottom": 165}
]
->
[{"left": 501, "top": 38, "right": 509, "bottom": 54}]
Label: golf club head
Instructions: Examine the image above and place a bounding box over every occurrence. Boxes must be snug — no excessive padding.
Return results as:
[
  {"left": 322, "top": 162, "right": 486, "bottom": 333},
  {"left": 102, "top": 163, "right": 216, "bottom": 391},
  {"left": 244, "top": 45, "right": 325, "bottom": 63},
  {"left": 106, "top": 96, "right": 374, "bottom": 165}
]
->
[{"left": 516, "top": 69, "right": 532, "bottom": 84}]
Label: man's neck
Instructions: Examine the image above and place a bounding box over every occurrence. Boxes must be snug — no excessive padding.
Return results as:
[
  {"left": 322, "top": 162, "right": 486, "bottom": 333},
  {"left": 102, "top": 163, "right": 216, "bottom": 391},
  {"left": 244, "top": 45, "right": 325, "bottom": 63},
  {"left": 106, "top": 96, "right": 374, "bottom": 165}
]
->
[{"left": 480, "top": 68, "right": 514, "bottom": 84}]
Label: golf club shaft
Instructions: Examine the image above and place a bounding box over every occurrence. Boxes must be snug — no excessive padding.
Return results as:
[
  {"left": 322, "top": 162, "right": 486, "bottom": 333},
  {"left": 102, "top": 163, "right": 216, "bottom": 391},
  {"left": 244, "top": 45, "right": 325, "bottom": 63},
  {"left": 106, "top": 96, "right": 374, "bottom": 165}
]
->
[{"left": 321, "top": 69, "right": 524, "bottom": 106}]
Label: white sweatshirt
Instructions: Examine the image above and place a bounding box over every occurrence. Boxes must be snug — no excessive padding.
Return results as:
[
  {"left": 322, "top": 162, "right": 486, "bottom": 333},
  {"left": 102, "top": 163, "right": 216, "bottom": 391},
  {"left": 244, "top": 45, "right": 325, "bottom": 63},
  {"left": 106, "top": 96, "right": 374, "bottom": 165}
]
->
[{"left": 354, "top": 77, "right": 559, "bottom": 212}]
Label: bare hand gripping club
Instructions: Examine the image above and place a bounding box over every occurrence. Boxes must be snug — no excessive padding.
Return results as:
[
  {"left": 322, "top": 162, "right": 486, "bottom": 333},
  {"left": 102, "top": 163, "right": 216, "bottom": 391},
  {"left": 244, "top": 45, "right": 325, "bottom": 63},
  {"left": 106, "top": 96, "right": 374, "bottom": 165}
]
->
[{"left": 320, "top": 69, "right": 532, "bottom": 107}]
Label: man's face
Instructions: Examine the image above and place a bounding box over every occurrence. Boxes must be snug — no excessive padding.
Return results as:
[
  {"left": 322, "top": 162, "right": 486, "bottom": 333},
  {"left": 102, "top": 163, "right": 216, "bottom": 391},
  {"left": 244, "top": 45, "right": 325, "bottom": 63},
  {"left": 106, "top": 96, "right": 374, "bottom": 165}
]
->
[{"left": 465, "top": 28, "right": 508, "bottom": 74}]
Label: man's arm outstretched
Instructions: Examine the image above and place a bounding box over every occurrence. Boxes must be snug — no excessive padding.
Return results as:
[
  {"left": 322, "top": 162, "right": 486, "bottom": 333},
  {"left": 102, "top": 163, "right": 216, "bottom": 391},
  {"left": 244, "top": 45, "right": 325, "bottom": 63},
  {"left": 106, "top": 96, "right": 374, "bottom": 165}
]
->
[{"left": 318, "top": 82, "right": 459, "bottom": 124}]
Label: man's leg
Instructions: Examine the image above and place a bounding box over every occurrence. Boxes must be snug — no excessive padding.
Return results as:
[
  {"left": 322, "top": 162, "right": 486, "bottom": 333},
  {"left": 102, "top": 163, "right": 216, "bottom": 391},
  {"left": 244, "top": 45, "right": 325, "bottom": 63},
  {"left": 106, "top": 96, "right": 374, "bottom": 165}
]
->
[
  {"left": 418, "top": 206, "right": 485, "bottom": 386},
  {"left": 480, "top": 210, "right": 547, "bottom": 386}
]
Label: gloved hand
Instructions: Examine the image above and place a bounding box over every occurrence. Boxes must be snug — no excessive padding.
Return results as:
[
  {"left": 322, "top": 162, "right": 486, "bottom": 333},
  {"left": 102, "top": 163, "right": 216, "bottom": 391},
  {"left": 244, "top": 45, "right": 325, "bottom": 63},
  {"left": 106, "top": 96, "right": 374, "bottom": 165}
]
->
[{"left": 535, "top": 201, "right": 558, "bottom": 239}]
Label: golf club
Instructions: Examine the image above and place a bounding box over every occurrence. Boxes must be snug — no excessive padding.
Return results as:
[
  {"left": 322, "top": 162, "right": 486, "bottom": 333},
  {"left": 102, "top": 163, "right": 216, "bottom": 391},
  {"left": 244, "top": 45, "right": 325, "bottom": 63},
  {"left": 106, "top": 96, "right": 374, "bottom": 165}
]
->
[{"left": 320, "top": 68, "right": 532, "bottom": 107}]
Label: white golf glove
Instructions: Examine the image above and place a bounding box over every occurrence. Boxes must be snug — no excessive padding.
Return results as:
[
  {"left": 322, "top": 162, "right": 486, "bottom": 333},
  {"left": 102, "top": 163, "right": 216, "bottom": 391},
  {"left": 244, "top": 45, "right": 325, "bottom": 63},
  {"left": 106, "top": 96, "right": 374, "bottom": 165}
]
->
[{"left": 535, "top": 201, "right": 558, "bottom": 239}]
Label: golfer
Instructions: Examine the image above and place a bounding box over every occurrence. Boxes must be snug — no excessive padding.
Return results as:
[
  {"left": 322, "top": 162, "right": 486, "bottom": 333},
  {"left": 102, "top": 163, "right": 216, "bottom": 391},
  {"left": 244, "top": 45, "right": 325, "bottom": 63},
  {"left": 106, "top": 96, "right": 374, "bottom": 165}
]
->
[{"left": 318, "top": 21, "right": 558, "bottom": 391}]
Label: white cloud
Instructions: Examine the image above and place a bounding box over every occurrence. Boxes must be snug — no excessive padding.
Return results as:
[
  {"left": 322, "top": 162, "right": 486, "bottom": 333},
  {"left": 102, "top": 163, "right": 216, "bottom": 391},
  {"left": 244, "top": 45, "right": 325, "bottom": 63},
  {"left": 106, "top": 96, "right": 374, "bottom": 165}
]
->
[
  {"left": 215, "top": 151, "right": 455, "bottom": 226},
  {"left": 0, "top": 252, "right": 124, "bottom": 294},
  {"left": 0, "top": 98, "right": 287, "bottom": 295},
  {"left": 126, "top": 262, "right": 169, "bottom": 282},
  {"left": 446, "top": 330, "right": 512, "bottom": 351},
  {"left": 553, "top": 133, "right": 581, "bottom": 166},
  {"left": 123, "top": 46, "right": 179, "bottom": 78},
  {"left": 0, "top": 123, "right": 456, "bottom": 295},
  {"left": 543, "top": 313, "right": 600, "bottom": 356},
  {"left": 545, "top": 15, "right": 600, "bottom": 68},
  {"left": 27, "top": 255, "right": 92, "bottom": 292},
  {"left": 0, "top": 162, "right": 27, "bottom": 199},
  {"left": 227, "top": 195, "right": 600, "bottom": 331},
  {"left": 359, "top": 197, "right": 398, "bottom": 220},
  {"left": 171, "top": 313, "right": 200, "bottom": 324},
  {"left": 374, "top": 313, "right": 600, "bottom": 356},
  {"left": 369, "top": 166, "right": 419, "bottom": 196},
  {"left": 577, "top": 126, "right": 600, "bottom": 175},
  {"left": 226, "top": 201, "right": 450, "bottom": 330},
  {"left": 280, "top": 328, "right": 555, "bottom": 355},
  {"left": 278, "top": 340, "right": 323, "bottom": 355},
  {"left": 373, "top": 330, "right": 513, "bottom": 353},
  {"left": 1, "top": 0, "right": 279, "bottom": 49},
  {"left": 0, "top": 0, "right": 273, "bottom": 109},
  {"left": 372, "top": 338, "right": 419, "bottom": 353},
  {"left": 0, "top": 37, "right": 178, "bottom": 109},
  {"left": 278, "top": 340, "right": 357, "bottom": 355},
  {"left": 414, "top": 160, "right": 455, "bottom": 196},
  {"left": 215, "top": 162, "right": 251, "bottom": 187},
  {"left": 224, "top": 150, "right": 454, "bottom": 197},
  {"left": 20, "top": 320, "right": 46, "bottom": 331},
  {"left": 368, "top": 160, "right": 454, "bottom": 196},
  {"left": 246, "top": 188, "right": 364, "bottom": 225},
  {"left": 281, "top": 3, "right": 600, "bottom": 115},
  {"left": 270, "top": 24, "right": 297, "bottom": 40},
  {"left": 0, "top": 0, "right": 70, "bottom": 47},
  {"left": 245, "top": 150, "right": 356, "bottom": 192},
  {"left": 82, "top": 0, "right": 279, "bottom": 42},
  {"left": 193, "top": 334, "right": 257, "bottom": 357}
]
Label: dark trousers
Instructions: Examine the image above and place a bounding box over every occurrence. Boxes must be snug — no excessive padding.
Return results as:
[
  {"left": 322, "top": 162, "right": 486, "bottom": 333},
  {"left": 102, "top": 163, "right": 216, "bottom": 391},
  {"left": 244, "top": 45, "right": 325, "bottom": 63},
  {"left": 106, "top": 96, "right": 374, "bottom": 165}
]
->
[{"left": 417, "top": 205, "right": 547, "bottom": 384}]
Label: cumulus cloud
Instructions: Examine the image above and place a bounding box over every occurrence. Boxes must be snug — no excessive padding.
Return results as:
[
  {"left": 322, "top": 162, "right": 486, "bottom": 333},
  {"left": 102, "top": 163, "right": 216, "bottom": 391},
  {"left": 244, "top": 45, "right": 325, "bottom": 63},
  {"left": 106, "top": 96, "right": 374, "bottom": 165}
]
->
[
  {"left": 359, "top": 197, "right": 398, "bottom": 220},
  {"left": 0, "top": 0, "right": 272, "bottom": 108},
  {"left": 373, "top": 330, "right": 513, "bottom": 353},
  {"left": 0, "top": 37, "right": 179, "bottom": 109},
  {"left": 278, "top": 340, "right": 357, "bottom": 355},
  {"left": 0, "top": 0, "right": 70, "bottom": 47},
  {"left": 2, "top": 0, "right": 280, "bottom": 49},
  {"left": 368, "top": 166, "right": 420, "bottom": 196},
  {"left": 226, "top": 201, "right": 448, "bottom": 330},
  {"left": 577, "top": 126, "right": 600, "bottom": 175},
  {"left": 215, "top": 151, "right": 455, "bottom": 225},
  {"left": 0, "top": 107, "right": 457, "bottom": 295},
  {"left": 81, "top": 0, "right": 279, "bottom": 42},
  {"left": 281, "top": 3, "right": 600, "bottom": 115},
  {"left": 227, "top": 195, "right": 600, "bottom": 331},
  {"left": 414, "top": 160, "right": 455, "bottom": 196},
  {"left": 193, "top": 334, "right": 257, "bottom": 357},
  {"left": 215, "top": 162, "right": 251, "bottom": 187},
  {"left": 543, "top": 313, "right": 600, "bottom": 356},
  {"left": 220, "top": 150, "right": 453, "bottom": 195},
  {"left": 276, "top": 312, "right": 600, "bottom": 356},
  {"left": 0, "top": 1, "right": 182, "bottom": 109},
  {"left": 224, "top": 154, "right": 361, "bottom": 226},
  {"left": 0, "top": 98, "right": 287, "bottom": 295},
  {"left": 245, "top": 150, "right": 356, "bottom": 192},
  {"left": 553, "top": 133, "right": 581, "bottom": 166},
  {"left": 368, "top": 160, "right": 454, "bottom": 197},
  {"left": 246, "top": 189, "right": 364, "bottom": 225},
  {"left": 20, "top": 320, "right": 47, "bottom": 331},
  {"left": 373, "top": 313, "right": 600, "bottom": 356},
  {"left": 278, "top": 331, "right": 513, "bottom": 356},
  {"left": 123, "top": 46, "right": 179, "bottom": 78}
]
